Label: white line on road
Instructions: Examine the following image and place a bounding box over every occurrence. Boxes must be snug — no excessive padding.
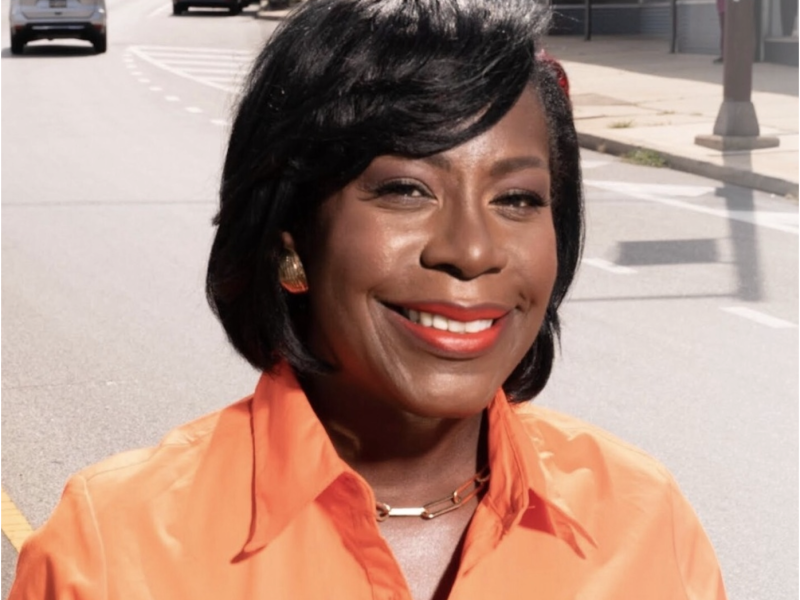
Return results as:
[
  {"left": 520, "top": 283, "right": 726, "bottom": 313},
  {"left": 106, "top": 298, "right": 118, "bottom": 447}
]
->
[
  {"left": 129, "top": 46, "right": 240, "bottom": 94},
  {"left": 582, "top": 258, "right": 637, "bottom": 274},
  {"left": 721, "top": 306, "right": 797, "bottom": 329},
  {"left": 149, "top": 86, "right": 162, "bottom": 91},
  {"left": 585, "top": 180, "right": 798, "bottom": 235},
  {"left": 133, "top": 45, "right": 253, "bottom": 55},
  {"left": 185, "top": 106, "right": 202, "bottom": 113},
  {"left": 165, "top": 95, "right": 180, "bottom": 102},
  {"left": 580, "top": 159, "right": 611, "bottom": 170},
  {"left": 145, "top": 57, "right": 251, "bottom": 65},
  {"left": 210, "top": 119, "right": 229, "bottom": 127},
  {"left": 138, "top": 78, "right": 150, "bottom": 83},
  {"left": 131, "top": 71, "right": 142, "bottom": 76},
  {"left": 147, "top": 3, "right": 171, "bottom": 17}
]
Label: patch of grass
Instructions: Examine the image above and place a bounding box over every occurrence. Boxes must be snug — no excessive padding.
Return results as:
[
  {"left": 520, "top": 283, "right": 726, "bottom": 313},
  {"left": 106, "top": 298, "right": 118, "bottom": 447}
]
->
[
  {"left": 609, "top": 120, "right": 635, "bottom": 129},
  {"left": 622, "top": 149, "right": 667, "bottom": 168}
]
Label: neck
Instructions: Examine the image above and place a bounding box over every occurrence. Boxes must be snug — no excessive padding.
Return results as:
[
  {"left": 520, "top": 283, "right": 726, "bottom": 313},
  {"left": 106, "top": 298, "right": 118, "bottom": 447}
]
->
[{"left": 301, "top": 373, "right": 489, "bottom": 505}]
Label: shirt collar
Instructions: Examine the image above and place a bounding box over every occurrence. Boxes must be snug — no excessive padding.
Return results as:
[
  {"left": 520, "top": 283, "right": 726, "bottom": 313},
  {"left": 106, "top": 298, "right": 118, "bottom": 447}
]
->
[
  {"left": 239, "top": 365, "right": 595, "bottom": 557},
  {"left": 485, "top": 389, "right": 597, "bottom": 555}
]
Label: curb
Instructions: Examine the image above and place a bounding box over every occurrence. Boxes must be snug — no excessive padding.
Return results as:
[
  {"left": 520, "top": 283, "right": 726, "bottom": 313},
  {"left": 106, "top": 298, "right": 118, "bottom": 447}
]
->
[{"left": 578, "top": 132, "right": 799, "bottom": 199}]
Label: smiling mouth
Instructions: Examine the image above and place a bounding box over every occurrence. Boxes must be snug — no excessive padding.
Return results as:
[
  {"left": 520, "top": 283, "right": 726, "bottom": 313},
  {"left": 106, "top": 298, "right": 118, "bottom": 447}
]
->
[
  {"left": 384, "top": 302, "right": 509, "bottom": 357},
  {"left": 401, "top": 308, "right": 494, "bottom": 334}
]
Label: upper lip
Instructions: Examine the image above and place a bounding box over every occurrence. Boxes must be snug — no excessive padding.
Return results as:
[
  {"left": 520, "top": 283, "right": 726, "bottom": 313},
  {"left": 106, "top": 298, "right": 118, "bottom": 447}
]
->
[{"left": 386, "top": 301, "right": 511, "bottom": 322}]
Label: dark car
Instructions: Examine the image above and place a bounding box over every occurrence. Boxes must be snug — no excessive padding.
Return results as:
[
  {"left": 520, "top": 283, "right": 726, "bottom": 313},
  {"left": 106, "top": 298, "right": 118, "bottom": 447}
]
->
[{"left": 172, "top": 0, "right": 250, "bottom": 16}]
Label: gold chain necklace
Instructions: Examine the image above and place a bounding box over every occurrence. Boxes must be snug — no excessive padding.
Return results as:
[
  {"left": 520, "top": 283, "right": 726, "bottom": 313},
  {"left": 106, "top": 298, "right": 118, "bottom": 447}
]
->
[{"left": 375, "top": 466, "right": 490, "bottom": 521}]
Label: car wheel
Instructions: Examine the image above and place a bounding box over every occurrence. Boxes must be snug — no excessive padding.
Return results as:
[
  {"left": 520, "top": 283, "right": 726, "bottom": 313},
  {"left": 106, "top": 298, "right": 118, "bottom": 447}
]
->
[
  {"left": 229, "top": 2, "right": 241, "bottom": 15},
  {"left": 93, "top": 32, "right": 106, "bottom": 53},
  {"left": 10, "top": 33, "right": 25, "bottom": 55},
  {"left": 172, "top": 3, "right": 184, "bottom": 15},
  {"left": 267, "top": 0, "right": 289, "bottom": 7}
]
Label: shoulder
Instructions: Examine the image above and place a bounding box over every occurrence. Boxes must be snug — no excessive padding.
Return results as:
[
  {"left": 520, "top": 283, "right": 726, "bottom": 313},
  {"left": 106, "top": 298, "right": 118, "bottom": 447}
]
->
[
  {"left": 510, "top": 403, "right": 727, "bottom": 599},
  {"left": 74, "top": 395, "right": 253, "bottom": 507},
  {"left": 512, "top": 401, "right": 673, "bottom": 487}
]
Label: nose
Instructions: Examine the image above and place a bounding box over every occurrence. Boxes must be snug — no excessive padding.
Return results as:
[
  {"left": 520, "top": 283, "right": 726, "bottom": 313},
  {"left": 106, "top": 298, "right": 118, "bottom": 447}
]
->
[{"left": 420, "top": 201, "right": 507, "bottom": 280}]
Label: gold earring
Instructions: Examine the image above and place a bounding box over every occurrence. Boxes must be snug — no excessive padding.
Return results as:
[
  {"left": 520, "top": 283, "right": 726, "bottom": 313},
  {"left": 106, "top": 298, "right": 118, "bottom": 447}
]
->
[{"left": 278, "top": 248, "right": 308, "bottom": 293}]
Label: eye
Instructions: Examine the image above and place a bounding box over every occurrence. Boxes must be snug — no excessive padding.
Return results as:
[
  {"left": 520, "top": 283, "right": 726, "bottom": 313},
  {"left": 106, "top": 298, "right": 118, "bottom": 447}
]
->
[
  {"left": 371, "top": 179, "right": 433, "bottom": 199},
  {"left": 492, "top": 190, "right": 549, "bottom": 212}
]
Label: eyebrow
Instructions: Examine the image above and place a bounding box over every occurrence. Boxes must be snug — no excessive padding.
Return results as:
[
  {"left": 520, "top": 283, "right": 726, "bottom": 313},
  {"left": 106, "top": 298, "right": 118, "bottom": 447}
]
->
[{"left": 419, "top": 154, "right": 548, "bottom": 176}]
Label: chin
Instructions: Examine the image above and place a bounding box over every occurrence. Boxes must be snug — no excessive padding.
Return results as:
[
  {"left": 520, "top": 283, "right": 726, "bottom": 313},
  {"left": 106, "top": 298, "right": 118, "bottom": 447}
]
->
[{"left": 388, "top": 371, "right": 503, "bottom": 420}]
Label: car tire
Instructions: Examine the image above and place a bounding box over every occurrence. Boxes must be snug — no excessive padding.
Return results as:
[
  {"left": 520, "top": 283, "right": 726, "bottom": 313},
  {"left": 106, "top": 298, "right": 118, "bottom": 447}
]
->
[
  {"left": 10, "top": 34, "right": 25, "bottom": 55},
  {"left": 267, "top": 0, "right": 289, "bottom": 7},
  {"left": 229, "top": 2, "right": 241, "bottom": 15},
  {"left": 93, "top": 32, "right": 106, "bottom": 53},
  {"left": 172, "top": 3, "right": 184, "bottom": 15}
]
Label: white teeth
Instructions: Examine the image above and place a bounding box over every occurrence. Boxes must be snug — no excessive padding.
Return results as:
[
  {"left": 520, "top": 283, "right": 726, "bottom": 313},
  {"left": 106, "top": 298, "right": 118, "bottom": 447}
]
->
[
  {"left": 403, "top": 309, "right": 494, "bottom": 334},
  {"left": 448, "top": 320, "right": 466, "bottom": 334},
  {"left": 432, "top": 315, "right": 449, "bottom": 331},
  {"left": 465, "top": 319, "right": 493, "bottom": 333}
]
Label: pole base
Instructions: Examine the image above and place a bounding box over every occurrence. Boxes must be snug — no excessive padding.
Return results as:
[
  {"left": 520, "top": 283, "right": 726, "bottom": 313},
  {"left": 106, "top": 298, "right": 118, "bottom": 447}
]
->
[
  {"left": 695, "top": 134, "right": 780, "bottom": 151},
  {"left": 712, "top": 100, "right": 763, "bottom": 137}
]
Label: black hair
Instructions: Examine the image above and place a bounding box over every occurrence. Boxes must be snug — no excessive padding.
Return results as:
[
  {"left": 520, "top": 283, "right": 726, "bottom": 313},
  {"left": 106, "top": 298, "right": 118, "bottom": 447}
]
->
[{"left": 206, "top": 0, "right": 584, "bottom": 401}]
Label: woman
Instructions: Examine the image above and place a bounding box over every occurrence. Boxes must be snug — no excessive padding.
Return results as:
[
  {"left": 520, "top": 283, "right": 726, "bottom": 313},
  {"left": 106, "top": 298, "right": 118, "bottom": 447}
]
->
[{"left": 10, "top": 1, "right": 727, "bottom": 599}]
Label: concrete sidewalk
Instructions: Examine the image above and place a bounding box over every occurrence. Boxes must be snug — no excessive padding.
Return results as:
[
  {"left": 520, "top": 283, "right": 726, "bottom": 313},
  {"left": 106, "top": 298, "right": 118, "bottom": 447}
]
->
[
  {"left": 256, "top": 3, "right": 798, "bottom": 198},
  {"left": 544, "top": 35, "right": 798, "bottom": 198}
]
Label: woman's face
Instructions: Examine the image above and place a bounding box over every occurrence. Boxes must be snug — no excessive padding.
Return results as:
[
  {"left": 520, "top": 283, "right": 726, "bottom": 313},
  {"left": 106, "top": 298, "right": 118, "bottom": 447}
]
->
[{"left": 297, "top": 88, "right": 557, "bottom": 418}]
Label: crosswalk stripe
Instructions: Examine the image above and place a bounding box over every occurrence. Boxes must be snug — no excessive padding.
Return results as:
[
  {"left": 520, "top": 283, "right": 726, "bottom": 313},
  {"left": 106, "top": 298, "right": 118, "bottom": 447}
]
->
[{"left": 128, "top": 45, "right": 253, "bottom": 94}]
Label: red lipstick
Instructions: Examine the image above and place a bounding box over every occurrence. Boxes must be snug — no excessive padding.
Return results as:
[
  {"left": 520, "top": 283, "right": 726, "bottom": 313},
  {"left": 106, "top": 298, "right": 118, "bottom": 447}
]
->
[
  {"left": 385, "top": 301, "right": 510, "bottom": 358},
  {"left": 398, "top": 302, "right": 508, "bottom": 322}
]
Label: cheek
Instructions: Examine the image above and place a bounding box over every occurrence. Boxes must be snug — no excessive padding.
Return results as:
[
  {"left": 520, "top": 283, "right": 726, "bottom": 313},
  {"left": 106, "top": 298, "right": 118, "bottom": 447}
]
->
[{"left": 519, "top": 220, "right": 559, "bottom": 307}]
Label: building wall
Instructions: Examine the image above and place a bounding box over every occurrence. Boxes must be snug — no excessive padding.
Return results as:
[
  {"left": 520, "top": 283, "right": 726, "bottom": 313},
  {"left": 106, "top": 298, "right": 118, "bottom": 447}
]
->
[
  {"left": 676, "top": 0, "right": 721, "bottom": 54},
  {"left": 550, "top": 0, "right": 795, "bottom": 63}
]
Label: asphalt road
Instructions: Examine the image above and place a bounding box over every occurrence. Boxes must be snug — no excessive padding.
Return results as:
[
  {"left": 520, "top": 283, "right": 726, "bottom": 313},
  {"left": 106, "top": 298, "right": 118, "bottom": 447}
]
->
[{"left": 2, "top": 2, "right": 798, "bottom": 598}]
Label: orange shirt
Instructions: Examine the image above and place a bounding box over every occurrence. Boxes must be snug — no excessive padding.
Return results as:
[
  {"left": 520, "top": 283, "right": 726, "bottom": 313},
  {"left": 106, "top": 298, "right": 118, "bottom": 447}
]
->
[{"left": 10, "top": 365, "right": 727, "bottom": 599}]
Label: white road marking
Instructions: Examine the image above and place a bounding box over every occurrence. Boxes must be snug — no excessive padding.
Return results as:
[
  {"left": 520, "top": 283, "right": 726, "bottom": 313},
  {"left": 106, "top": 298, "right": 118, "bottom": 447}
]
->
[
  {"left": 149, "top": 86, "right": 162, "bottom": 91},
  {"left": 165, "top": 95, "right": 180, "bottom": 102},
  {"left": 580, "top": 159, "right": 611, "bottom": 170},
  {"left": 131, "top": 71, "right": 142, "bottom": 76},
  {"left": 721, "top": 307, "right": 797, "bottom": 329},
  {"left": 138, "top": 78, "right": 150, "bottom": 83},
  {"left": 132, "top": 45, "right": 252, "bottom": 55},
  {"left": 585, "top": 180, "right": 798, "bottom": 235},
  {"left": 185, "top": 106, "right": 202, "bottom": 113},
  {"left": 210, "top": 119, "right": 229, "bottom": 127},
  {"left": 147, "top": 3, "right": 171, "bottom": 17},
  {"left": 582, "top": 257, "right": 637, "bottom": 274},
  {"left": 128, "top": 45, "right": 252, "bottom": 94}
]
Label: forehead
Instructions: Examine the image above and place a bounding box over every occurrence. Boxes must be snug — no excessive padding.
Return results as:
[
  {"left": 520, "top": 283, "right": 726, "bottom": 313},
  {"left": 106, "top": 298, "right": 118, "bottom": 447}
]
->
[{"left": 424, "top": 87, "right": 550, "bottom": 174}]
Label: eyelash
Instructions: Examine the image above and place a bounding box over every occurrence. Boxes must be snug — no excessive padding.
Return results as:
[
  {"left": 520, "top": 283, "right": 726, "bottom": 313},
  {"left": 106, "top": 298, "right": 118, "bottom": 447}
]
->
[
  {"left": 492, "top": 191, "right": 548, "bottom": 210},
  {"left": 368, "top": 180, "right": 548, "bottom": 213},
  {"left": 370, "top": 179, "right": 432, "bottom": 199}
]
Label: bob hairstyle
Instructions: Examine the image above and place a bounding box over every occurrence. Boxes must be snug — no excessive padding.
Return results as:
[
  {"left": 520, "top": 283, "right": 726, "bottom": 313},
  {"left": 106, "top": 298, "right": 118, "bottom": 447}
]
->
[{"left": 207, "top": 0, "right": 584, "bottom": 401}]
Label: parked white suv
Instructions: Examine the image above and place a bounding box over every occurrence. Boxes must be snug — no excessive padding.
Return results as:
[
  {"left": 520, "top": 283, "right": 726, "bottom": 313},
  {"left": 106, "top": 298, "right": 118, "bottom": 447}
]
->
[{"left": 9, "top": 0, "right": 107, "bottom": 55}]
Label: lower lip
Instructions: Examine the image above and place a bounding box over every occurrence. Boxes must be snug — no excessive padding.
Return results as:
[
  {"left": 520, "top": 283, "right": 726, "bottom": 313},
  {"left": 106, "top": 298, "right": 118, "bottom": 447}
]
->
[{"left": 388, "top": 310, "right": 507, "bottom": 357}]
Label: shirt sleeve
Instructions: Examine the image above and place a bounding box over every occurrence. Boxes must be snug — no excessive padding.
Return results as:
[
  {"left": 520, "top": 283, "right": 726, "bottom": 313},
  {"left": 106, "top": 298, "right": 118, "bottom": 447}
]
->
[
  {"left": 8, "top": 475, "right": 106, "bottom": 600},
  {"left": 668, "top": 475, "right": 728, "bottom": 600}
]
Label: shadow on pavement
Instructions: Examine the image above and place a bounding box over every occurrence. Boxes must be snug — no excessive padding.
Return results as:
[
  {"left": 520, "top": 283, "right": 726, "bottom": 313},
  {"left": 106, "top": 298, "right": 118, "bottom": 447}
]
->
[{"left": 1, "top": 43, "right": 97, "bottom": 59}]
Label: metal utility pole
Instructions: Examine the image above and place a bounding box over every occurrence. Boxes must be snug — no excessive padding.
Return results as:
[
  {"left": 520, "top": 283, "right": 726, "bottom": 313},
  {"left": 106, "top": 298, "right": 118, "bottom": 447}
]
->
[
  {"left": 696, "top": 0, "right": 779, "bottom": 150},
  {"left": 670, "top": 0, "right": 678, "bottom": 53},
  {"left": 584, "top": 0, "right": 592, "bottom": 41}
]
